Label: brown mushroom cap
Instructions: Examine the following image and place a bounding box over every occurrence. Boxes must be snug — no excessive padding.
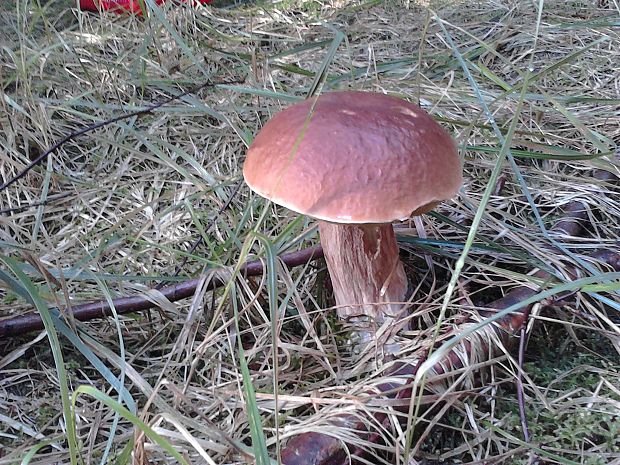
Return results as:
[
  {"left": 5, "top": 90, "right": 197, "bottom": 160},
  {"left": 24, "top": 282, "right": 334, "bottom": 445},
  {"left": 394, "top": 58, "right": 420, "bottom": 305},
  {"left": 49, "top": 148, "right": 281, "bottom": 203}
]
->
[{"left": 243, "top": 91, "right": 462, "bottom": 223}]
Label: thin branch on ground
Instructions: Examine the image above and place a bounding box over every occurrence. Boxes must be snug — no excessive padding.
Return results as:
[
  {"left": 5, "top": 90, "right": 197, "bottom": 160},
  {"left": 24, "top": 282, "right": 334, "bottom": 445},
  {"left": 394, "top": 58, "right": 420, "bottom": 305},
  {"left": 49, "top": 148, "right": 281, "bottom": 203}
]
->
[
  {"left": 0, "top": 78, "right": 244, "bottom": 192},
  {"left": 278, "top": 197, "right": 620, "bottom": 465},
  {"left": 0, "top": 245, "right": 324, "bottom": 338}
]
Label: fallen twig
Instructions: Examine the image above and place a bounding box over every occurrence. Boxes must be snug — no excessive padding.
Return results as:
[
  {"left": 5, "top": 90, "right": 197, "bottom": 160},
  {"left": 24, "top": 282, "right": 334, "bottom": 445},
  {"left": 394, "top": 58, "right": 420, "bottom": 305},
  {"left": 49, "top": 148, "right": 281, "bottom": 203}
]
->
[
  {"left": 0, "top": 78, "right": 243, "bottom": 193},
  {"left": 278, "top": 199, "right": 620, "bottom": 465},
  {"left": 0, "top": 245, "right": 324, "bottom": 338},
  {"left": 1, "top": 197, "right": 617, "bottom": 464}
]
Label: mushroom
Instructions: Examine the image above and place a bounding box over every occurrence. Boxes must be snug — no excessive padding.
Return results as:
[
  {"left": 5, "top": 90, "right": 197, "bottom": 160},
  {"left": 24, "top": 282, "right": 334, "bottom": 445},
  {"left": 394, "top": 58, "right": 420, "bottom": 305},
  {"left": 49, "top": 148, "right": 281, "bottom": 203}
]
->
[{"left": 243, "top": 91, "right": 462, "bottom": 342}]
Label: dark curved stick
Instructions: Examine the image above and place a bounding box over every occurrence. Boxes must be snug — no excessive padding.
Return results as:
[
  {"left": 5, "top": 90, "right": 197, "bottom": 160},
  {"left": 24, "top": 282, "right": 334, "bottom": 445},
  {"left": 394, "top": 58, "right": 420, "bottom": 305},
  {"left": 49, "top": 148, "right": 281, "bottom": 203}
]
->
[
  {"left": 279, "top": 199, "right": 620, "bottom": 465},
  {"left": 0, "top": 79, "right": 243, "bottom": 193},
  {"left": 0, "top": 246, "right": 324, "bottom": 339},
  {"left": 281, "top": 252, "right": 620, "bottom": 465}
]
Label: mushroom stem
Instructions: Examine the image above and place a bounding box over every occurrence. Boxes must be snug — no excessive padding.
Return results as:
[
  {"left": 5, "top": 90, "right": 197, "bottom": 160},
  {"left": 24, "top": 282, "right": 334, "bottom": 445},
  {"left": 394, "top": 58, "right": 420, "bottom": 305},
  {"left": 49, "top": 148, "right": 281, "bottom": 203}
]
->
[{"left": 318, "top": 221, "right": 409, "bottom": 333}]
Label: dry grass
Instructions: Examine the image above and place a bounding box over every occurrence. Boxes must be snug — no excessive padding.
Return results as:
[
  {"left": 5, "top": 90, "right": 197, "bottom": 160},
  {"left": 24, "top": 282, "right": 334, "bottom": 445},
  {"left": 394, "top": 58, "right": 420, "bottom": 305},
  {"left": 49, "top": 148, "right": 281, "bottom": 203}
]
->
[{"left": 1, "top": 0, "right": 619, "bottom": 464}]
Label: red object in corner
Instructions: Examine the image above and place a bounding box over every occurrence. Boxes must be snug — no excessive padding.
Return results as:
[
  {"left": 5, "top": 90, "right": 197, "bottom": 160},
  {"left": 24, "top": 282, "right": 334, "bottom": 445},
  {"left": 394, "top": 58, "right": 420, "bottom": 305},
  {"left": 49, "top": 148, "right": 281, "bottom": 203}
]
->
[{"left": 80, "top": 0, "right": 211, "bottom": 14}]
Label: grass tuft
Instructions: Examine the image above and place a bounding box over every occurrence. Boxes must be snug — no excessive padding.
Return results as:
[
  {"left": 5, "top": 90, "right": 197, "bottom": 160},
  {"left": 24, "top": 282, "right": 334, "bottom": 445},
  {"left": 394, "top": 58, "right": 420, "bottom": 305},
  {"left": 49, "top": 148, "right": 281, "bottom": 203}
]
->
[{"left": 1, "top": 1, "right": 619, "bottom": 464}]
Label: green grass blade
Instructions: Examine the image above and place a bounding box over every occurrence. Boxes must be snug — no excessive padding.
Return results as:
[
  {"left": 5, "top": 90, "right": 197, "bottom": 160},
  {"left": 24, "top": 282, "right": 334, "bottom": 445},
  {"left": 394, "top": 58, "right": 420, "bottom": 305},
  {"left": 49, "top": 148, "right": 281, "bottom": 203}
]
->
[
  {"left": 230, "top": 271, "right": 272, "bottom": 465},
  {"left": 306, "top": 25, "right": 345, "bottom": 98},
  {"left": 467, "top": 144, "right": 608, "bottom": 161},
  {"left": 0, "top": 255, "right": 78, "bottom": 465},
  {"left": 252, "top": 232, "right": 282, "bottom": 462},
  {"left": 50, "top": 310, "right": 136, "bottom": 412},
  {"left": 20, "top": 439, "right": 59, "bottom": 465},
  {"left": 72, "top": 386, "right": 190, "bottom": 465},
  {"left": 217, "top": 85, "right": 304, "bottom": 102}
]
